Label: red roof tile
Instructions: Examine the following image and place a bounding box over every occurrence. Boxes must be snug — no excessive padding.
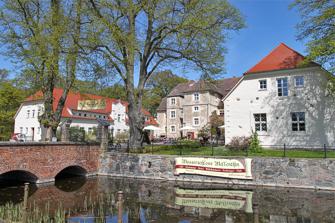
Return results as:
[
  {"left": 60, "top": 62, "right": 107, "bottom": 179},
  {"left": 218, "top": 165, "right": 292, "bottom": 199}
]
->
[
  {"left": 25, "top": 88, "right": 154, "bottom": 122},
  {"left": 244, "top": 43, "right": 316, "bottom": 75}
]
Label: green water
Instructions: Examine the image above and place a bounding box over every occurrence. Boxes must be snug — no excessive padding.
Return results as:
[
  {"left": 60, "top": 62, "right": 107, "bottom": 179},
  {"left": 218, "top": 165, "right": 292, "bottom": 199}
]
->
[{"left": 0, "top": 177, "right": 334, "bottom": 222}]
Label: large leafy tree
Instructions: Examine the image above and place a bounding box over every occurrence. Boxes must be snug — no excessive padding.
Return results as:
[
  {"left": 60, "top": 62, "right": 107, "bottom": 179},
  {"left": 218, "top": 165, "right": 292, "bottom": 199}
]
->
[
  {"left": 88, "top": 0, "right": 244, "bottom": 150},
  {"left": 145, "top": 70, "right": 188, "bottom": 115},
  {"left": 0, "top": 82, "right": 25, "bottom": 140},
  {"left": 0, "top": 0, "right": 85, "bottom": 140},
  {"left": 291, "top": 0, "right": 335, "bottom": 72}
]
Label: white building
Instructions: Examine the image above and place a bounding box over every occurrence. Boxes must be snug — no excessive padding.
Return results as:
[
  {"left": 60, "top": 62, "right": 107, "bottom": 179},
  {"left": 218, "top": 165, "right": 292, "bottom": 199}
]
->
[
  {"left": 14, "top": 88, "right": 157, "bottom": 141},
  {"left": 224, "top": 43, "right": 335, "bottom": 148}
]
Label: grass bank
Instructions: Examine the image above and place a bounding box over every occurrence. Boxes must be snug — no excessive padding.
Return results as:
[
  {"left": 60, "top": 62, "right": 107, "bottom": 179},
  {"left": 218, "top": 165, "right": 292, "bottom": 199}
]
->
[{"left": 143, "top": 143, "right": 335, "bottom": 158}]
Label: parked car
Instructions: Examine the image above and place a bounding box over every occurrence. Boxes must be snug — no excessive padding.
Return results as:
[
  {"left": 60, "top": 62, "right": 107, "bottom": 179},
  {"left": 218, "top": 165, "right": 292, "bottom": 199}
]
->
[{"left": 11, "top": 133, "right": 26, "bottom": 142}]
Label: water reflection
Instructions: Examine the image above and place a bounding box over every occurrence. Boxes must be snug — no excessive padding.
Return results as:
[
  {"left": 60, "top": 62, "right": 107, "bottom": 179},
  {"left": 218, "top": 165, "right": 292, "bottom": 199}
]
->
[{"left": 0, "top": 177, "right": 334, "bottom": 222}]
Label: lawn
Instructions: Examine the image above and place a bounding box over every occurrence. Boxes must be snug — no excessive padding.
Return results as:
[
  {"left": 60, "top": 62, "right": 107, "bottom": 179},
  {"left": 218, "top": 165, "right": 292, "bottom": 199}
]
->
[{"left": 143, "top": 143, "right": 335, "bottom": 158}]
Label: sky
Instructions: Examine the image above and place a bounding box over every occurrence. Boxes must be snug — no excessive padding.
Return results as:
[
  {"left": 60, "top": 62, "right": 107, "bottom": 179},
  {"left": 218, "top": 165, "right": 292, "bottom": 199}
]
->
[{"left": 0, "top": 0, "right": 307, "bottom": 81}]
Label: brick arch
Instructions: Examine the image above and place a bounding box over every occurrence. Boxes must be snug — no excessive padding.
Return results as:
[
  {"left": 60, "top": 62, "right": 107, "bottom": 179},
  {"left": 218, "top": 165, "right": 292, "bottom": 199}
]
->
[
  {"left": 0, "top": 169, "right": 39, "bottom": 183},
  {"left": 0, "top": 143, "right": 101, "bottom": 183},
  {"left": 55, "top": 165, "right": 88, "bottom": 179}
]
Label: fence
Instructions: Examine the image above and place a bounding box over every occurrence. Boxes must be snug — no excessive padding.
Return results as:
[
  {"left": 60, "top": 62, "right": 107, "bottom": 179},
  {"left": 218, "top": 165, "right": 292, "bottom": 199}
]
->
[{"left": 141, "top": 140, "right": 335, "bottom": 159}]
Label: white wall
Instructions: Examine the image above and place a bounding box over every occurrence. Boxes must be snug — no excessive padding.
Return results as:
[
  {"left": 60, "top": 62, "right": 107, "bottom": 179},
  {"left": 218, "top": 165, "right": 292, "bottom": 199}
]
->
[
  {"left": 14, "top": 101, "right": 44, "bottom": 141},
  {"left": 111, "top": 102, "right": 129, "bottom": 136},
  {"left": 224, "top": 67, "right": 335, "bottom": 148}
]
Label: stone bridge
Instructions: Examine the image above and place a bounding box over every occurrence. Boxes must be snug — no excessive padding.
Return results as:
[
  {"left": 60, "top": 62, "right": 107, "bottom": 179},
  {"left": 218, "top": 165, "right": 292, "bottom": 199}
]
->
[{"left": 0, "top": 142, "right": 101, "bottom": 183}]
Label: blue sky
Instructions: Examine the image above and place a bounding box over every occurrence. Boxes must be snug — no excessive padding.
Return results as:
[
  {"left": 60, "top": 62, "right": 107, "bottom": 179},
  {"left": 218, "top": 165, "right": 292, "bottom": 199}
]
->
[{"left": 0, "top": 0, "right": 306, "bottom": 81}]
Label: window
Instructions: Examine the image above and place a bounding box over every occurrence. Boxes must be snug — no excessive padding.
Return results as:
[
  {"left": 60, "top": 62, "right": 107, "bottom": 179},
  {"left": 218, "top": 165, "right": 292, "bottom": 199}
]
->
[
  {"left": 88, "top": 127, "right": 93, "bottom": 133},
  {"left": 32, "top": 110, "right": 35, "bottom": 118},
  {"left": 171, "top": 98, "right": 176, "bottom": 105},
  {"left": 259, "top": 80, "right": 267, "bottom": 90},
  {"left": 291, "top": 112, "right": 305, "bottom": 131},
  {"left": 20, "top": 127, "right": 23, "bottom": 134},
  {"left": 277, "top": 78, "right": 288, "bottom": 96},
  {"left": 194, "top": 93, "right": 199, "bottom": 101},
  {"left": 170, "top": 125, "right": 176, "bottom": 133},
  {"left": 170, "top": 110, "right": 176, "bottom": 118},
  {"left": 254, "top": 113, "right": 267, "bottom": 132},
  {"left": 78, "top": 113, "right": 82, "bottom": 116},
  {"left": 295, "top": 76, "right": 304, "bottom": 87},
  {"left": 84, "top": 113, "right": 87, "bottom": 117},
  {"left": 193, "top": 106, "right": 199, "bottom": 112},
  {"left": 118, "top": 114, "right": 121, "bottom": 122},
  {"left": 219, "top": 109, "right": 224, "bottom": 116},
  {"left": 37, "top": 108, "right": 41, "bottom": 117},
  {"left": 25, "top": 127, "right": 28, "bottom": 134},
  {"left": 193, "top": 117, "right": 200, "bottom": 126},
  {"left": 27, "top": 110, "right": 30, "bottom": 118}
]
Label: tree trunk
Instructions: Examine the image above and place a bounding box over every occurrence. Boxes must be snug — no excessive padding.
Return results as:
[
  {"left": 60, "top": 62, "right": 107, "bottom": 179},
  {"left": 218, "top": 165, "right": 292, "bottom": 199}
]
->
[{"left": 127, "top": 89, "right": 144, "bottom": 151}]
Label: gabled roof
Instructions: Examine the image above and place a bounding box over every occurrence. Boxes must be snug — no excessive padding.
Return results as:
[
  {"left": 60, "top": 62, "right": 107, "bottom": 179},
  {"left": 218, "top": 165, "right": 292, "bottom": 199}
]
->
[
  {"left": 244, "top": 43, "right": 317, "bottom": 75},
  {"left": 24, "top": 88, "right": 155, "bottom": 124},
  {"left": 167, "top": 77, "right": 240, "bottom": 98}
]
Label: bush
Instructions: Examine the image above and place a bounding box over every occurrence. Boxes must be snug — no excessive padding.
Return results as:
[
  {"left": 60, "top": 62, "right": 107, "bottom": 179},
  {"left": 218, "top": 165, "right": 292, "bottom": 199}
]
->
[
  {"left": 227, "top": 136, "right": 251, "bottom": 150},
  {"left": 249, "top": 131, "right": 263, "bottom": 153},
  {"left": 69, "top": 127, "right": 85, "bottom": 142}
]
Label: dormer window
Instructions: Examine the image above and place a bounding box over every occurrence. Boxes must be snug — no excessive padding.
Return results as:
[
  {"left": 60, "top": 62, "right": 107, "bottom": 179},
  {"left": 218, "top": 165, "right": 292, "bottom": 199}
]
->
[
  {"left": 171, "top": 98, "right": 176, "bottom": 105},
  {"left": 259, "top": 80, "right": 267, "bottom": 90},
  {"left": 194, "top": 93, "right": 199, "bottom": 101}
]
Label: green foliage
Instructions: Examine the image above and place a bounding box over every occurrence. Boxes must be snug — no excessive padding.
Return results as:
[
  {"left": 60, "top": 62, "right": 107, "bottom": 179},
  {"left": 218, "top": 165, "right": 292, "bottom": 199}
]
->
[
  {"left": 0, "top": 82, "right": 25, "bottom": 140},
  {"left": 209, "top": 111, "right": 224, "bottom": 137},
  {"left": 291, "top": 0, "right": 335, "bottom": 72},
  {"left": 69, "top": 127, "right": 85, "bottom": 142},
  {"left": 248, "top": 131, "right": 263, "bottom": 153},
  {"left": 198, "top": 125, "right": 211, "bottom": 139}
]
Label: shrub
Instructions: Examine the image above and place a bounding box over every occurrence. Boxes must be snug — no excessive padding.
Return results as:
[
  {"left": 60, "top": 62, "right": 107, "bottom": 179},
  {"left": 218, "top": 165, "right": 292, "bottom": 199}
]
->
[
  {"left": 69, "top": 127, "right": 85, "bottom": 142},
  {"left": 249, "top": 131, "right": 263, "bottom": 153},
  {"left": 227, "top": 136, "right": 251, "bottom": 150}
]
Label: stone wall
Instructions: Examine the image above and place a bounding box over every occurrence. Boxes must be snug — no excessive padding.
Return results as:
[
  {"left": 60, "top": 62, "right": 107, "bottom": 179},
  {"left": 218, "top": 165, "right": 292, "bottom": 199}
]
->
[
  {"left": 0, "top": 142, "right": 101, "bottom": 183},
  {"left": 99, "top": 152, "right": 335, "bottom": 190}
]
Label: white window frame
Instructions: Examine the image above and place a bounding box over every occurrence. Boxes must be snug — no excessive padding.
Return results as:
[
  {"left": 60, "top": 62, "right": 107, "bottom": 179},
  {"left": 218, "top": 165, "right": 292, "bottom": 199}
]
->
[
  {"left": 254, "top": 113, "right": 267, "bottom": 132},
  {"left": 294, "top": 76, "right": 304, "bottom": 88},
  {"left": 194, "top": 93, "right": 200, "bottom": 102},
  {"left": 277, "top": 77, "right": 288, "bottom": 97},
  {"left": 193, "top": 106, "right": 199, "bottom": 112},
  {"left": 170, "top": 110, "right": 176, "bottom": 119},
  {"left": 27, "top": 110, "right": 30, "bottom": 119},
  {"left": 291, "top": 112, "right": 306, "bottom": 132},
  {"left": 170, "top": 125, "right": 176, "bottom": 133},
  {"left": 171, "top": 98, "right": 176, "bottom": 105},
  {"left": 117, "top": 114, "right": 121, "bottom": 122},
  {"left": 193, "top": 117, "right": 200, "bottom": 126},
  {"left": 259, "top": 79, "right": 267, "bottom": 90},
  {"left": 32, "top": 110, "right": 35, "bottom": 118}
]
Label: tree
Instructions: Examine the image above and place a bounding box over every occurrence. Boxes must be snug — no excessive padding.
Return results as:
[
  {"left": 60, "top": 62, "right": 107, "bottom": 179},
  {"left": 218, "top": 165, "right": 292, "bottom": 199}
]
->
[
  {"left": 209, "top": 111, "right": 224, "bottom": 139},
  {"left": 146, "top": 70, "right": 188, "bottom": 98},
  {"left": 291, "top": 0, "right": 335, "bottom": 72},
  {"left": 0, "top": 82, "right": 25, "bottom": 140},
  {"left": 0, "top": 0, "right": 85, "bottom": 140},
  {"left": 144, "top": 70, "right": 188, "bottom": 115},
  {"left": 88, "top": 0, "right": 244, "bottom": 150},
  {"left": 0, "top": 69, "right": 9, "bottom": 82}
]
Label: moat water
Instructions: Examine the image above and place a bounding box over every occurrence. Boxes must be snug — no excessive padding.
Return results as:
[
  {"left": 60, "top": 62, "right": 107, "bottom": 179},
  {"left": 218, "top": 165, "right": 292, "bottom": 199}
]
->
[{"left": 0, "top": 176, "right": 335, "bottom": 222}]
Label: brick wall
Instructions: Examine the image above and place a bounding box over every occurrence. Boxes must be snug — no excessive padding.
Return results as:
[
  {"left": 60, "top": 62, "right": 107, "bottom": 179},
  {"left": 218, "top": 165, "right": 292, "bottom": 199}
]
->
[{"left": 0, "top": 142, "right": 101, "bottom": 183}]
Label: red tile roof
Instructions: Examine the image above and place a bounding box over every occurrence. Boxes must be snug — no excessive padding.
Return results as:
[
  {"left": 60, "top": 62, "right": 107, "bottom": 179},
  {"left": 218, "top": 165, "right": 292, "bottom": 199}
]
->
[
  {"left": 25, "top": 88, "right": 155, "bottom": 124},
  {"left": 244, "top": 43, "right": 317, "bottom": 75}
]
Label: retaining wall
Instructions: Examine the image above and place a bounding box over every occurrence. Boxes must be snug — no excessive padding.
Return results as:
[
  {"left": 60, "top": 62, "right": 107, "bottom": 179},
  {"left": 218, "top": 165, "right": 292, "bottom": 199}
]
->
[{"left": 99, "top": 152, "right": 335, "bottom": 190}]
